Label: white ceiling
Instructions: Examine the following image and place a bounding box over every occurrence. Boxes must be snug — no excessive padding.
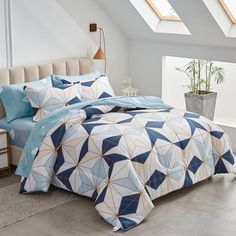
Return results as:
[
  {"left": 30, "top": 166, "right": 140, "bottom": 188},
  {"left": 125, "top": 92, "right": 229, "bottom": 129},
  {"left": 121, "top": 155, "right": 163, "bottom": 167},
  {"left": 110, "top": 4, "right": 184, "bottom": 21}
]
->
[{"left": 97, "top": 0, "right": 236, "bottom": 48}]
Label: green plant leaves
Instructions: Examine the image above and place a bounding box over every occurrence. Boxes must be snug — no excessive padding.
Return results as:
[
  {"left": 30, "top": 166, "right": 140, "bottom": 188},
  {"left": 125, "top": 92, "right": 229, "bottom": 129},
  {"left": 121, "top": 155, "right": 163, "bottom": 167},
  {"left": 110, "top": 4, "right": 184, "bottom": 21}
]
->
[{"left": 176, "top": 59, "right": 225, "bottom": 94}]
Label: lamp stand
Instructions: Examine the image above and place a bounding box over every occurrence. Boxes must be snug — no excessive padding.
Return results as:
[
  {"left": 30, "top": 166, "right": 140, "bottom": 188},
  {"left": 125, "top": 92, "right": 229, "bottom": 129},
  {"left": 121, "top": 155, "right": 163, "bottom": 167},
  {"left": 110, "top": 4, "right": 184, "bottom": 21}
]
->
[{"left": 90, "top": 23, "right": 107, "bottom": 74}]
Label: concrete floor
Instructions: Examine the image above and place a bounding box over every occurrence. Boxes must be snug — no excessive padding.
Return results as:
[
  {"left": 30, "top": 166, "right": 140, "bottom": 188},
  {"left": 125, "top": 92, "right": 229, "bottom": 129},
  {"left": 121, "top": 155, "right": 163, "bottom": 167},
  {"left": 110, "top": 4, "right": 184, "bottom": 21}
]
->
[{"left": 0, "top": 171, "right": 236, "bottom": 236}]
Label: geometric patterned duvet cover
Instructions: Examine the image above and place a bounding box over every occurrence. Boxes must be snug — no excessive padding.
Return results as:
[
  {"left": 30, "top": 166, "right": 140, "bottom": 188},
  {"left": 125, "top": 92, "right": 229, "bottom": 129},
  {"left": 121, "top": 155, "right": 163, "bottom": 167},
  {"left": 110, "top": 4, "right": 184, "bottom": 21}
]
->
[{"left": 18, "top": 98, "right": 235, "bottom": 231}]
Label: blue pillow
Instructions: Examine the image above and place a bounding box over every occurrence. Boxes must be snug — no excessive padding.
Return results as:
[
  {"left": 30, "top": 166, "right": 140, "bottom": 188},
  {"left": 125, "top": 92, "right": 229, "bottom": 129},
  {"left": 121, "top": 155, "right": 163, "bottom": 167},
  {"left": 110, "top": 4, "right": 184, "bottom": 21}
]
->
[
  {"left": 51, "top": 71, "right": 101, "bottom": 88},
  {"left": 0, "top": 77, "right": 52, "bottom": 122}
]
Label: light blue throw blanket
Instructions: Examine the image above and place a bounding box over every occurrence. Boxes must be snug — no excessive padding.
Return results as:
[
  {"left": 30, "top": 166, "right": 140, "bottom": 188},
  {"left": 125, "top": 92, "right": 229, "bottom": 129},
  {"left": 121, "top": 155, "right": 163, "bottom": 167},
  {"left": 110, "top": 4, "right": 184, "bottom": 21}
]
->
[{"left": 16, "top": 96, "right": 171, "bottom": 177}]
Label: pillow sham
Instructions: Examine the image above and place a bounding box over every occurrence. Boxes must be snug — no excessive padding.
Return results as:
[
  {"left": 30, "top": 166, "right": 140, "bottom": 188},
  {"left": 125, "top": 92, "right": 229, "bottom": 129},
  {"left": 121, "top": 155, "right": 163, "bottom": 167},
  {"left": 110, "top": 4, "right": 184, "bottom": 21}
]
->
[
  {"left": 24, "top": 84, "right": 81, "bottom": 121},
  {"left": 52, "top": 71, "right": 101, "bottom": 84},
  {"left": 52, "top": 74, "right": 115, "bottom": 101},
  {"left": 0, "top": 77, "right": 52, "bottom": 123}
]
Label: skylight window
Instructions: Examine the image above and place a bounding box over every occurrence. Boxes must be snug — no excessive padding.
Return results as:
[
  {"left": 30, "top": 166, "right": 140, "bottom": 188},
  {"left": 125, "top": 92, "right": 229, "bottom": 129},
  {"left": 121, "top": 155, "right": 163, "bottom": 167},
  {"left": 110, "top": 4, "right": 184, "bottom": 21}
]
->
[
  {"left": 146, "top": 0, "right": 181, "bottom": 21},
  {"left": 219, "top": 0, "right": 236, "bottom": 23},
  {"left": 128, "top": 0, "right": 190, "bottom": 35}
]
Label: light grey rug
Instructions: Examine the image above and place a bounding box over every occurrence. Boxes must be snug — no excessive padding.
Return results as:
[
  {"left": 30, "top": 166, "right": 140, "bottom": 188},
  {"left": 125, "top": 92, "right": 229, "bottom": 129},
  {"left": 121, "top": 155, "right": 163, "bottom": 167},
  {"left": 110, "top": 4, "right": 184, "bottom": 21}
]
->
[{"left": 0, "top": 183, "right": 76, "bottom": 228}]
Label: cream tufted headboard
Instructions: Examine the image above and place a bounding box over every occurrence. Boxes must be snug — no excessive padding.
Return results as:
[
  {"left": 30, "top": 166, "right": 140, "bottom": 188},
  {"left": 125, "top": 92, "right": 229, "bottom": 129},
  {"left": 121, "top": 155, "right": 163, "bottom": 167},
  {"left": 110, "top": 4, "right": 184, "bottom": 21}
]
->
[{"left": 0, "top": 57, "right": 93, "bottom": 119}]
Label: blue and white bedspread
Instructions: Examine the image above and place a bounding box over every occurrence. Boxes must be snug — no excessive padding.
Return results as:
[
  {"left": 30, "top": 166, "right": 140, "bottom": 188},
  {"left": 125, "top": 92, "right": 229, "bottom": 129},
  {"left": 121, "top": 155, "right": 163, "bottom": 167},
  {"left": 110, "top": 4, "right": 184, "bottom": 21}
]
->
[{"left": 16, "top": 96, "right": 236, "bottom": 231}]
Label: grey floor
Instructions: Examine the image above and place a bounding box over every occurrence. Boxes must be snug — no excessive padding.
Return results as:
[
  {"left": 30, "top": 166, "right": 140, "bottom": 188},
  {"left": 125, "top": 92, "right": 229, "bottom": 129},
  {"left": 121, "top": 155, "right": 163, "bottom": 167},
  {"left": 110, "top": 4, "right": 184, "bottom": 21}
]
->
[{"left": 0, "top": 171, "right": 236, "bottom": 236}]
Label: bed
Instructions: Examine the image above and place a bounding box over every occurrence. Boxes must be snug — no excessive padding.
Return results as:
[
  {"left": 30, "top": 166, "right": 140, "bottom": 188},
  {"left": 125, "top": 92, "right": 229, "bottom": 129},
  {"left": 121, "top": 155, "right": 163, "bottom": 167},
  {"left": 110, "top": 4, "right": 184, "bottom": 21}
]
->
[
  {"left": 0, "top": 57, "right": 92, "bottom": 165},
  {"left": 0, "top": 58, "right": 235, "bottom": 232},
  {"left": 0, "top": 117, "right": 35, "bottom": 148}
]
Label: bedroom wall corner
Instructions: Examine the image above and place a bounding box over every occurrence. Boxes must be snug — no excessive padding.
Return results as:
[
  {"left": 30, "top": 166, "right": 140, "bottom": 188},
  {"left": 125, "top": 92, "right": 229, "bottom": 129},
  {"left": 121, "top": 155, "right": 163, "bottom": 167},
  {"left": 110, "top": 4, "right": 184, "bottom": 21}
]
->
[{"left": 9, "top": 0, "right": 128, "bottom": 95}]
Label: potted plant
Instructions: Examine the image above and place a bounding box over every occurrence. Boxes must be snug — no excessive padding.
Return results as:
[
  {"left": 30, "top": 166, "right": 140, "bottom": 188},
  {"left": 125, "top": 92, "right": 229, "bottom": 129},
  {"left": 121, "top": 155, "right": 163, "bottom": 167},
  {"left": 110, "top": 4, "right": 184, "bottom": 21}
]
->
[{"left": 176, "top": 59, "right": 225, "bottom": 120}]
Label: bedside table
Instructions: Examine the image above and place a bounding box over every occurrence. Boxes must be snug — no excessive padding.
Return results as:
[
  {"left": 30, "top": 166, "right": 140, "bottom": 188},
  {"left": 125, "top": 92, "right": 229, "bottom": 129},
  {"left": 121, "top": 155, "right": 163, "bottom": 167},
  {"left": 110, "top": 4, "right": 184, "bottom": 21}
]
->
[{"left": 0, "top": 129, "right": 10, "bottom": 177}]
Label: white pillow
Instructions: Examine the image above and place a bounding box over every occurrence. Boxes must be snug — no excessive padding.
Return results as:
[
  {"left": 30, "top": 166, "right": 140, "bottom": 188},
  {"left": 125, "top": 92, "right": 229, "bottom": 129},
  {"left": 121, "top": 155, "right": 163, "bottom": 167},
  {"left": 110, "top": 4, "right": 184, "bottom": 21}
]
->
[{"left": 24, "top": 84, "right": 81, "bottom": 121}]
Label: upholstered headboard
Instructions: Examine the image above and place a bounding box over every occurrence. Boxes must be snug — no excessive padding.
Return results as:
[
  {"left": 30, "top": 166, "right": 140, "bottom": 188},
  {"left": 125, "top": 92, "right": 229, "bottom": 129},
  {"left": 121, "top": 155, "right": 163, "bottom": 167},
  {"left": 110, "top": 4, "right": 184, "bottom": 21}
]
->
[{"left": 0, "top": 57, "right": 93, "bottom": 118}]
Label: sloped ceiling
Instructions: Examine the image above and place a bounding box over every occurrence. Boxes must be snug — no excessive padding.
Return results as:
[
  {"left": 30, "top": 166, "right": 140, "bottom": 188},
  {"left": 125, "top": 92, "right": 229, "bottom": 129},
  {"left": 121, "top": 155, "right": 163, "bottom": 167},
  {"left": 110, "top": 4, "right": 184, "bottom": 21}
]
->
[{"left": 97, "top": 0, "right": 236, "bottom": 48}]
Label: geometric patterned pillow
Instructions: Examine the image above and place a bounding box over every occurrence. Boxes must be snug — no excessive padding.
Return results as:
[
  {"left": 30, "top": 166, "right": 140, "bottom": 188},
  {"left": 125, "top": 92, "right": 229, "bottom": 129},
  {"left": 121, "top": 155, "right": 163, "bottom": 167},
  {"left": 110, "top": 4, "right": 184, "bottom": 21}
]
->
[
  {"left": 52, "top": 74, "right": 115, "bottom": 101},
  {"left": 81, "top": 75, "right": 115, "bottom": 100},
  {"left": 24, "top": 84, "right": 81, "bottom": 121}
]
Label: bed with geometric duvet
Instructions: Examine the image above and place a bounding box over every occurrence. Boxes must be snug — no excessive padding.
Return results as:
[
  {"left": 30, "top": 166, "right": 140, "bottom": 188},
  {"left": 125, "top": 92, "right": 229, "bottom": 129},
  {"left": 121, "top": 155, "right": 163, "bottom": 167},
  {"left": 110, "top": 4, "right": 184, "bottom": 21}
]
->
[{"left": 13, "top": 74, "right": 235, "bottom": 232}]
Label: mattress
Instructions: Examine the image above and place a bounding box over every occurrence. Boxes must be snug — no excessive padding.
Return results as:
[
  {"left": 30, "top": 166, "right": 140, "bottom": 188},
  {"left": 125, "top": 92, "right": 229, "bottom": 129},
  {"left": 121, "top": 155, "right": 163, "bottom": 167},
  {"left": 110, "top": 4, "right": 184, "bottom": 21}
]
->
[{"left": 0, "top": 117, "right": 35, "bottom": 148}]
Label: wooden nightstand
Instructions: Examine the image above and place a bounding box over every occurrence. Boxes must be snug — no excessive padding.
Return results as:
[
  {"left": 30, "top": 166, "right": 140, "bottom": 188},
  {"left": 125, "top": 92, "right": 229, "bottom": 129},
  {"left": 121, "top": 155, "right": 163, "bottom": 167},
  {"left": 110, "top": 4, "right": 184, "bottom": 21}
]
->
[{"left": 0, "top": 129, "right": 10, "bottom": 177}]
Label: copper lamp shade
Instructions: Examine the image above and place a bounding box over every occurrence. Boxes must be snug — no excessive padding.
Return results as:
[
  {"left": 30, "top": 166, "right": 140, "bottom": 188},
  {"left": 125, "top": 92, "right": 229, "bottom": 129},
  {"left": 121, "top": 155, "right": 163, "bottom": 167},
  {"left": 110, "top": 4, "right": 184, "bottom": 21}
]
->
[
  {"left": 93, "top": 47, "right": 106, "bottom": 60},
  {"left": 90, "top": 24, "right": 107, "bottom": 73}
]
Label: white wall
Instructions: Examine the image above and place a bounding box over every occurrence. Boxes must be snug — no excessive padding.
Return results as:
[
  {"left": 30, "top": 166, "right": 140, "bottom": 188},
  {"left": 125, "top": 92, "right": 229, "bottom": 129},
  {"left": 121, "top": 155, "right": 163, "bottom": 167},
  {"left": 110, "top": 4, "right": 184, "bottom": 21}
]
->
[
  {"left": 163, "top": 56, "right": 236, "bottom": 126},
  {"left": 128, "top": 40, "right": 236, "bottom": 98},
  {"left": 128, "top": 40, "right": 162, "bottom": 96},
  {"left": 0, "top": 0, "right": 7, "bottom": 67},
  {"left": 9, "top": 0, "right": 128, "bottom": 94}
]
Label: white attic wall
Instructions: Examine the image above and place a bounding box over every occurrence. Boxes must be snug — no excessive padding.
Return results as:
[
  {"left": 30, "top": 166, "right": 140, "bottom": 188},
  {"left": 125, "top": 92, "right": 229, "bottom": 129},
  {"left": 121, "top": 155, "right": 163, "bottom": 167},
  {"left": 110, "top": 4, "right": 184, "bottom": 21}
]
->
[
  {"left": 11, "top": 0, "right": 89, "bottom": 64},
  {"left": 202, "top": 0, "right": 236, "bottom": 38},
  {"left": 203, "top": 0, "right": 232, "bottom": 36},
  {"left": 97, "top": 0, "right": 236, "bottom": 97},
  {"left": 0, "top": 0, "right": 7, "bottom": 67},
  {"left": 97, "top": 0, "right": 236, "bottom": 47},
  {"left": 129, "top": 0, "right": 160, "bottom": 32},
  {"left": 8, "top": 0, "right": 128, "bottom": 94},
  {"left": 129, "top": 40, "right": 236, "bottom": 97}
]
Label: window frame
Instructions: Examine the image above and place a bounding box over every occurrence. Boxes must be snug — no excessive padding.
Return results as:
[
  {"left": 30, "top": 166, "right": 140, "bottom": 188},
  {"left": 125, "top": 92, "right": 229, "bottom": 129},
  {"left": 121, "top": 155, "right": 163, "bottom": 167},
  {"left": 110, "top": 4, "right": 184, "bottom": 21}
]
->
[
  {"left": 146, "top": 0, "right": 181, "bottom": 22},
  {"left": 219, "top": 0, "right": 236, "bottom": 24}
]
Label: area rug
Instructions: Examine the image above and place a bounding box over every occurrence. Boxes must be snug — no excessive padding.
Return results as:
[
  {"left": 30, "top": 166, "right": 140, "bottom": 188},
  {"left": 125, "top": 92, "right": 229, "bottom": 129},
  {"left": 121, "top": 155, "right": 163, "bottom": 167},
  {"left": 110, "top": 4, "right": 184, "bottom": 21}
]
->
[{"left": 0, "top": 183, "right": 76, "bottom": 228}]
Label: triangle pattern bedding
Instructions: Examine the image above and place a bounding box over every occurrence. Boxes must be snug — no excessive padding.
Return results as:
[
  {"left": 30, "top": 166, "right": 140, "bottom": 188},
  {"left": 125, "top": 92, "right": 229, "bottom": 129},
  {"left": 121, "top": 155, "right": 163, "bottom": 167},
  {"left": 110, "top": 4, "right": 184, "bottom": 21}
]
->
[{"left": 16, "top": 96, "right": 236, "bottom": 231}]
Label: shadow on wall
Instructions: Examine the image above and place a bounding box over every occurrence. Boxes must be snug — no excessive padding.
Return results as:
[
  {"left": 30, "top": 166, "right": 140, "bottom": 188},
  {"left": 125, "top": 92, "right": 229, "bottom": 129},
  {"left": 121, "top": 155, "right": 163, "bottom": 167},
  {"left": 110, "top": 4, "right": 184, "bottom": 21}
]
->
[
  {"left": 11, "top": 0, "right": 92, "bottom": 64},
  {"left": 56, "top": 0, "right": 99, "bottom": 56},
  {"left": 56, "top": 0, "right": 129, "bottom": 94},
  {"left": 10, "top": 0, "right": 128, "bottom": 94}
]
